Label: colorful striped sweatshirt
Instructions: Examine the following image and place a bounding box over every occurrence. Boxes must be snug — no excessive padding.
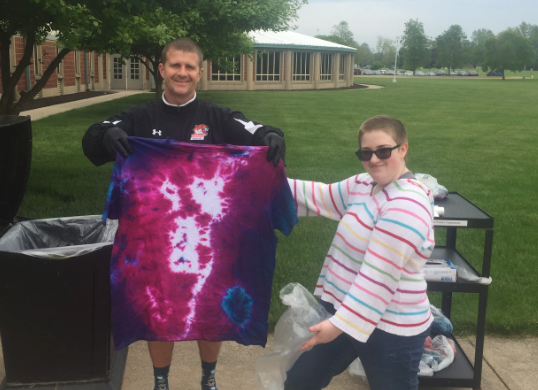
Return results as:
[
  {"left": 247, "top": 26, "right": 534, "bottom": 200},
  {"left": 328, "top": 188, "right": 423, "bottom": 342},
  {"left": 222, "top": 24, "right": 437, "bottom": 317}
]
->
[{"left": 288, "top": 173, "right": 435, "bottom": 342}]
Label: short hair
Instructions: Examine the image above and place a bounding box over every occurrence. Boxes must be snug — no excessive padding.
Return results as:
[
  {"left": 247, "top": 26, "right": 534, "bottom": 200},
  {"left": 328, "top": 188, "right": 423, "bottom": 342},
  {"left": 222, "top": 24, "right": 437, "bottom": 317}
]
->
[
  {"left": 358, "top": 115, "right": 408, "bottom": 147},
  {"left": 161, "top": 38, "right": 204, "bottom": 69}
]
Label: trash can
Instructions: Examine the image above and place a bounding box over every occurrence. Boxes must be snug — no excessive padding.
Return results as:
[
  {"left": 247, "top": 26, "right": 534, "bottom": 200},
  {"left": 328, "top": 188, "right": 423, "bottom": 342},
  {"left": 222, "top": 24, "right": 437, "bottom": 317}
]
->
[
  {"left": 0, "top": 216, "right": 126, "bottom": 389},
  {"left": 0, "top": 115, "right": 32, "bottom": 234}
]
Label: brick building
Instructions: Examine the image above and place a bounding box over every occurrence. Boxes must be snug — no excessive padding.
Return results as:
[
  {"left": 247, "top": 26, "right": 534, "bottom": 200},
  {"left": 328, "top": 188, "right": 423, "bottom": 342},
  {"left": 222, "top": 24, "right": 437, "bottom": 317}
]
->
[
  {"left": 0, "top": 35, "right": 151, "bottom": 102},
  {"left": 0, "top": 31, "right": 355, "bottom": 103}
]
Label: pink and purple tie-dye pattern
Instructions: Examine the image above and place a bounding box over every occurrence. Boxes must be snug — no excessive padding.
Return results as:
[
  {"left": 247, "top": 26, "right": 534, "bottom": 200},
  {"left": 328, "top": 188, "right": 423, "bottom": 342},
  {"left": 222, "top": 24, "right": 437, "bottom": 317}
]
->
[{"left": 104, "top": 137, "right": 297, "bottom": 349}]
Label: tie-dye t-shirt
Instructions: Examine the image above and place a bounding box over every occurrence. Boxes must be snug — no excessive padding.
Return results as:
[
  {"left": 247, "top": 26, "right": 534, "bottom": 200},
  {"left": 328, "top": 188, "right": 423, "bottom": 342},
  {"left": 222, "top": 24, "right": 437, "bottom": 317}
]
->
[{"left": 104, "top": 137, "right": 297, "bottom": 349}]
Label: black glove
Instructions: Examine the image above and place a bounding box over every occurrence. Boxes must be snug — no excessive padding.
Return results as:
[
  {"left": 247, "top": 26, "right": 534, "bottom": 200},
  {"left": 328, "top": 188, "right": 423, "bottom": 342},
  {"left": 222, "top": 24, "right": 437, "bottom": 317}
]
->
[
  {"left": 102, "top": 126, "right": 133, "bottom": 159},
  {"left": 262, "top": 132, "right": 286, "bottom": 167}
]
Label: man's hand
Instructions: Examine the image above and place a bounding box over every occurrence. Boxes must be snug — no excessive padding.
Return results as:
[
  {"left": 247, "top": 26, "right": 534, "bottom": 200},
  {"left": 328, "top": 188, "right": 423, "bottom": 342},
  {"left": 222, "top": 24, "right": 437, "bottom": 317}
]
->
[
  {"left": 262, "top": 132, "right": 286, "bottom": 167},
  {"left": 301, "top": 319, "right": 343, "bottom": 351},
  {"left": 102, "top": 126, "right": 133, "bottom": 159}
]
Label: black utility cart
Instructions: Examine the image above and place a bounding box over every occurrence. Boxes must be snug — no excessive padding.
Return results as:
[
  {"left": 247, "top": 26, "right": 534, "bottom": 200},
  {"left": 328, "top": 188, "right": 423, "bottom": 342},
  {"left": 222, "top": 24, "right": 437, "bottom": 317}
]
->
[{"left": 419, "top": 192, "right": 494, "bottom": 389}]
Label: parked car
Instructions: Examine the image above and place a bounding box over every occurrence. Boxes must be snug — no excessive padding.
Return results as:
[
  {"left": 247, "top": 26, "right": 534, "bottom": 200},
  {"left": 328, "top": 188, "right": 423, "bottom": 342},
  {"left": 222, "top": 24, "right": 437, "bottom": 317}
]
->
[
  {"left": 403, "top": 71, "right": 413, "bottom": 76},
  {"left": 362, "top": 69, "right": 375, "bottom": 75},
  {"left": 385, "top": 70, "right": 395, "bottom": 75},
  {"left": 467, "top": 70, "right": 479, "bottom": 76},
  {"left": 354, "top": 68, "right": 362, "bottom": 75},
  {"left": 487, "top": 70, "right": 502, "bottom": 76},
  {"left": 415, "top": 71, "right": 426, "bottom": 76},
  {"left": 435, "top": 70, "right": 446, "bottom": 76},
  {"left": 426, "top": 71, "right": 436, "bottom": 76},
  {"left": 456, "top": 71, "right": 468, "bottom": 76}
]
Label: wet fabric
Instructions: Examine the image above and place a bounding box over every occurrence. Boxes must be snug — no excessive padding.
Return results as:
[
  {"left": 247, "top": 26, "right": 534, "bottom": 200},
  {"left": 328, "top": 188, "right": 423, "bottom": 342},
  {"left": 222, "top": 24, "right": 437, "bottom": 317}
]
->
[{"left": 104, "top": 137, "right": 297, "bottom": 349}]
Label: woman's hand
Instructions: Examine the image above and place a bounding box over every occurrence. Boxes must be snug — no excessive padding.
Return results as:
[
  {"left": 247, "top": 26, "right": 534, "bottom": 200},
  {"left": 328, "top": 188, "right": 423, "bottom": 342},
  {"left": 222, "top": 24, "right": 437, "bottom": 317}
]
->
[{"left": 301, "top": 319, "right": 343, "bottom": 351}]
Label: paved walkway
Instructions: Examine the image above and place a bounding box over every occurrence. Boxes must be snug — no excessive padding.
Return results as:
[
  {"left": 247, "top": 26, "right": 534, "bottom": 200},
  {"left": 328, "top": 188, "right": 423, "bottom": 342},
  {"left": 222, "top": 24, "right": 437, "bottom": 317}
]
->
[
  {"left": 4, "top": 89, "right": 537, "bottom": 390},
  {"left": 19, "top": 89, "right": 150, "bottom": 120},
  {"left": 120, "top": 335, "right": 536, "bottom": 390},
  {"left": 1, "top": 335, "right": 536, "bottom": 389}
]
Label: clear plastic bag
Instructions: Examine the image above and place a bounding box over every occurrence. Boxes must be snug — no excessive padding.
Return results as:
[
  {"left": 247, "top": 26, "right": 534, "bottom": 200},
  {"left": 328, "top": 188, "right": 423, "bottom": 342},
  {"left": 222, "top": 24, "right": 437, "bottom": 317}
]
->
[
  {"left": 415, "top": 173, "right": 448, "bottom": 200},
  {"left": 457, "top": 265, "right": 493, "bottom": 285},
  {"left": 255, "top": 283, "right": 331, "bottom": 390},
  {"left": 419, "top": 335, "right": 456, "bottom": 376}
]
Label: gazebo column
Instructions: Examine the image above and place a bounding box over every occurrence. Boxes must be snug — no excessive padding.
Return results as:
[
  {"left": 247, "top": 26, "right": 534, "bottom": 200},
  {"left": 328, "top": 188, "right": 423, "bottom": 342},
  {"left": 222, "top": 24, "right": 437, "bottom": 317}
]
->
[
  {"left": 201, "top": 60, "right": 209, "bottom": 90},
  {"left": 314, "top": 52, "right": 320, "bottom": 89},
  {"left": 285, "top": 50, "right": 292, "bottom": 90},
  {"left": 247, "top": 52, "right": 254, "bottom": 91},
  {"left": 347, "top": 54, "right": 354, "bottom": 86},
  {"left": 333, "top": 53, "right": 340, "bottom": 88}
]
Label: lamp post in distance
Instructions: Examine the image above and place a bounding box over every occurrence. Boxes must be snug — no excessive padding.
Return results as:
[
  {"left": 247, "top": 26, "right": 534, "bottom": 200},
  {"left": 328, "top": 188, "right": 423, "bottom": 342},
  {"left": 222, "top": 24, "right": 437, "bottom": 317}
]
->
[{"left": 393, "top": 36, "right": 400, "bottom": 83}]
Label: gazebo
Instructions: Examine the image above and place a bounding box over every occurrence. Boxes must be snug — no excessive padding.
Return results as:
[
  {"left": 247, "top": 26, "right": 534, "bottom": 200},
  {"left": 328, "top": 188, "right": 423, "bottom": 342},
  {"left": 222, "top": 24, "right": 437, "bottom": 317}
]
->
[{"left": 200, "top": 30, "right": 357, "bottom": 91}]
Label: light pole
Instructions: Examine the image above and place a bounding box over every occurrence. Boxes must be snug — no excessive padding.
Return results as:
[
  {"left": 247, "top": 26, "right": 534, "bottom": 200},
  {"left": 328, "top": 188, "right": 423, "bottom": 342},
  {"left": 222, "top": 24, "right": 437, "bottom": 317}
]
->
[
  {"left": 449, "top": 39, "right": 453, "bottom": 76},
  {"left": 393, "top": 37, "right": 400, "bottom": 83}
]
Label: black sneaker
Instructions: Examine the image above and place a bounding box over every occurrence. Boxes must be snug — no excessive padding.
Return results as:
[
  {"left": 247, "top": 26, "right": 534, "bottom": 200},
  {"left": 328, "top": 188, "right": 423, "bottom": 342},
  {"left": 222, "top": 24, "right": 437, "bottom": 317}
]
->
[
  {"left": 201, "top": 368, "right": 217, "bottom": 390},
  {"left": 154, "top": 376, "right": 169, "bottom": 390}
]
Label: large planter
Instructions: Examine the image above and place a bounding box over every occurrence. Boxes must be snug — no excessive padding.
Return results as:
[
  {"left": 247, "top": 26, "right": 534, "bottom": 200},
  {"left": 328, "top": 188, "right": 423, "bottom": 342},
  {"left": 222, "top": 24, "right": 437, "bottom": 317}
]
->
[{"left": 0, "top": 115, "right": 32, "bottom": 232}]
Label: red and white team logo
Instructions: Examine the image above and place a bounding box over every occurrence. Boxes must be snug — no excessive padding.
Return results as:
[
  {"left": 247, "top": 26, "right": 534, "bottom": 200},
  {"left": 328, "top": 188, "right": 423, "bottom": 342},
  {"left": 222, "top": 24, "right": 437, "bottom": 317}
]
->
[{"left": 190, "top": 124, "right": 209, "bottom": 140}]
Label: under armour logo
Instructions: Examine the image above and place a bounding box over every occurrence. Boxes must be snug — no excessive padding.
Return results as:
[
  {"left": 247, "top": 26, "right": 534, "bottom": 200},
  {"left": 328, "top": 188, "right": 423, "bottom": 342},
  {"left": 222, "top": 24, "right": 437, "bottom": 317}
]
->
[{"left": 153, "top": 129, "right": 162, "bottom": 136}]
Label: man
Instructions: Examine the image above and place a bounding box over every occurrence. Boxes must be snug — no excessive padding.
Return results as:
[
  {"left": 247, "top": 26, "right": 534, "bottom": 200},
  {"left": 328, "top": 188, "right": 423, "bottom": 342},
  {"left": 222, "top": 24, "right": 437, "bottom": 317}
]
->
[{"left": 82, "top": 38, "right": 286, "bottom": 390}]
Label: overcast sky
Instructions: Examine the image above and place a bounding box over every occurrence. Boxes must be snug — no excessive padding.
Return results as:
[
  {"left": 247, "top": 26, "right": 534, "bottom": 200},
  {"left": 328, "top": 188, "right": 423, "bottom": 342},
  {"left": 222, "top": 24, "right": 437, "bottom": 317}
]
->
[{"left": 294, "top": 0, "right": 537, "bottom": 48}]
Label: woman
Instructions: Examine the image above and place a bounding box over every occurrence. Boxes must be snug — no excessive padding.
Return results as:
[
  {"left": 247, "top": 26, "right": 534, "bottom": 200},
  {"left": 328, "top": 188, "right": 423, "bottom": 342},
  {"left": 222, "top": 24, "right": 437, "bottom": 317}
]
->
[{"left": 285, "top": 115, "right": 435, "bottom": 390}]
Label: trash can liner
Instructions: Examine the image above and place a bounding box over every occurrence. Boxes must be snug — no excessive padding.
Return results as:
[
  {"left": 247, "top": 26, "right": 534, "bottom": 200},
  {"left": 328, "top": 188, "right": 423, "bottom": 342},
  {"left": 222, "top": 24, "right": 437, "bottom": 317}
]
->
[{"left": 0, "top": 215, "right": 117, "bottom": 258}]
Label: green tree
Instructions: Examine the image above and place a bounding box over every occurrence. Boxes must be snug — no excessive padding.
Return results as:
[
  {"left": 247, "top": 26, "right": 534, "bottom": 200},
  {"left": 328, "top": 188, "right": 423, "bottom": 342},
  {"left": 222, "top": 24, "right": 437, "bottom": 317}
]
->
[
  {"left": 470, "top": 29, "right": 495, "bottom": 68},
  {"left": 371, "top": 60, "right": 383, "bottom": 70},
  {"left": 510, "top": 22, "right": 538, "bottom": 69},
  {"left": 425, "top": 37, "right": 437, "bottom": 70},
  {"left": 356, "top": 43, "right": 374, "bottom": 67},
  {"left": 482, "top": 30, "right": 535, "bottom": 80},
  {"left": 315, "top": 34, "right": 348, "bottom": 46},
  {"left": 512, "top": 22, "right": 534, "bottom": 38},
  {"left": 528, "top": 26, "right": 538, "bottom": 69},
  {"left": 435, "top": 25, "right": 469, "bottom": 75},
  {"left": 375, "top": 36, "right": 396, "bottom": 67},
  {"left": 331, "top": 21, "right": 357, "bottom": 47},
  {"left": 401, "top": 19, "right": 429, "bottom": 74},
  {"left": 100, "top": 0, "right": 306, "bottom": 99},
  {"left": 0, "top": 0, "right": 98, "bottom": 115},
  {"left": 317, "top": 21, "right": 366, "bottom": 66}
]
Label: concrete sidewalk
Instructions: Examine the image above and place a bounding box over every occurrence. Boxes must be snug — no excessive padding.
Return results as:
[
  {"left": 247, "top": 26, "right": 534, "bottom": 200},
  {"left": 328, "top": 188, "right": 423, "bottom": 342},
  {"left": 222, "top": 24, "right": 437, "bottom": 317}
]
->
[
  {"left": 19, "top": 89, "right": 150, "bottom": 120},
  {"left": 118, "top": 335, "right": 536, "bottom": 390},
  {"left": 1, "top": 335, "right": 536, "bottom": 389}
]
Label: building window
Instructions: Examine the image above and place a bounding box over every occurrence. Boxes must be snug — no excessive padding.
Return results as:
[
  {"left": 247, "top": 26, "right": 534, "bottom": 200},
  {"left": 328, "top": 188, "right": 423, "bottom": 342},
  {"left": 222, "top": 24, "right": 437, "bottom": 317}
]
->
[
  {"left": 320, "top": 53, "right": 332, "bottom": 81},
  {"left": 130, "top": 57, "right": 140, "bottom": 80},
  {"left": 113, "top": 57, "right": 122, "bottom": 80},
  {"left": 256, "top": 51, "right": 281, "bottom": 81},
  {"left": 33, "top": 45, "right": 43, "bottom": 76},
  {"left": 292, "top": 52, "right": 311, "bottom": 81},
  {"left": 211, "top": 56, "right": 241, "bottom": 81},
  {"left": 339, "top": 54, "right": 345, "bottom": 80}
]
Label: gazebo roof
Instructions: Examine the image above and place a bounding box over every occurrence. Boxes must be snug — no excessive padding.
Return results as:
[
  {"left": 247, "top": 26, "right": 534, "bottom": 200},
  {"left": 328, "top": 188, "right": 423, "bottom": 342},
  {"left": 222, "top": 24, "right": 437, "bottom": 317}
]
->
[{"left": 249, "top": 30, "right": 357, "bottom": 54}]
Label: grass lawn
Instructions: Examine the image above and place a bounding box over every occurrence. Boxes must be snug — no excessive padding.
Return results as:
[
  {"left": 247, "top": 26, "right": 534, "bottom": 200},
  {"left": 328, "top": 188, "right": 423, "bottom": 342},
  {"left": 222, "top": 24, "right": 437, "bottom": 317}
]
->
[{"left": 17, "top": 76, "right": 538, "bottom": 336}]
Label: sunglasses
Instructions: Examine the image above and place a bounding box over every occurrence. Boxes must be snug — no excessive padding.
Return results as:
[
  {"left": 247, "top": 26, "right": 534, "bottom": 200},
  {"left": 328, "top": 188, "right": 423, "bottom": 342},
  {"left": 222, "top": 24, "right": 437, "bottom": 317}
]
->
[{"left": 355, "top": 144, "right": 401, "bottom": 161}]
